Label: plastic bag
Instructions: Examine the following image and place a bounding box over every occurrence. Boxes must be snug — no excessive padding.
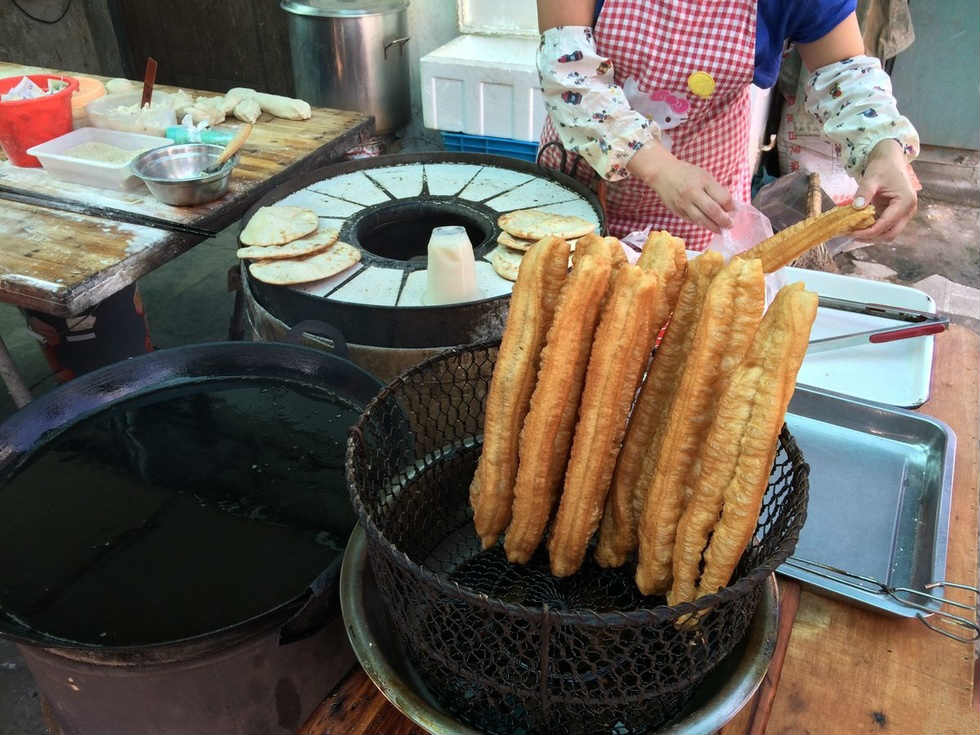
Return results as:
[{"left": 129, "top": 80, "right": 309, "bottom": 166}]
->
[
  {"left": 705, "top": 201, "right": 788, "bottom": 306},
  {"left": 620, "top": 203, "right": 787, "bottom": 305},
  {"left": 1, "top": 76, "right": 44, "bottom": 102},
  {"left": 620, "top": 228, "right": 647, "bottom": 264}
]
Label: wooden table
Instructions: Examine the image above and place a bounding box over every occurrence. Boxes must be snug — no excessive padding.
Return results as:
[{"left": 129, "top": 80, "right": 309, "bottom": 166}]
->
[
  {"left": 301, "top": 325, "right": 980, "bottom": 735},
  {"left": 0, "top": 61, "right": 372, "bottom": 317},
  {"left": 0, "top": 62, "right": 372, "bottom": 405}
]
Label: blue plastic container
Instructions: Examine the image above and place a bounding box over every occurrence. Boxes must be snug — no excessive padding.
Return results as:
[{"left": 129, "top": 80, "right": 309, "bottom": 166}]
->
[{"left": 440, "top": 132, "right": 539, "bottom": 163}]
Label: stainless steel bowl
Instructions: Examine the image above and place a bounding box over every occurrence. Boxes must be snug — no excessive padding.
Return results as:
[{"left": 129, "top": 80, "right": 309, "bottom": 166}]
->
[
  {"left": 340, "top": 525, "right": 780, "bottom": 735},
  {"left": 130, "top": 143, "right": 237, "bottom": 206}
]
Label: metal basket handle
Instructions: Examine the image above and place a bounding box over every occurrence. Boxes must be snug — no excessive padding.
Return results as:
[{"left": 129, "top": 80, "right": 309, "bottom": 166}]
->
[
  {"left": 535, "top": 141, "right": 609, "bottom": 218},
  {"left": 786, "top": 557, "right": 979, "bottom": 642},
  {"left": 910, "top": 581, "right": 980, "bottom": 643},
  {"left": 282, "top": 319, "right": 350, "bottom": 360}
]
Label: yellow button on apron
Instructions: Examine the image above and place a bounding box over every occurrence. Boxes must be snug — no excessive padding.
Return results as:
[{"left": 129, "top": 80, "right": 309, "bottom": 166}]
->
[{"left": 687, "top": 71, "right": 716, "bottom": 99}]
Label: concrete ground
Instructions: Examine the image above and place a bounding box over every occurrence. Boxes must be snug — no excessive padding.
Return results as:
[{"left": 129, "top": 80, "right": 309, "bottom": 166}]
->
[{"left": 0, "top": 151, "right": 977, "bottom": 733}]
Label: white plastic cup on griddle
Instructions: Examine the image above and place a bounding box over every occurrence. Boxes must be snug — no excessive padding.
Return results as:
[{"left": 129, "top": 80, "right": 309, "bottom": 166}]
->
[{"left": 423, "top": 225, "right": 481, "bottom": 305}]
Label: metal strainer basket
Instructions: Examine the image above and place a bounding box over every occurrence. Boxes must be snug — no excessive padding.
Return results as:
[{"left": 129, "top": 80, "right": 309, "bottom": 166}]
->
[{"left": 346, "top": 341, "right": 809, "bottom": 735}]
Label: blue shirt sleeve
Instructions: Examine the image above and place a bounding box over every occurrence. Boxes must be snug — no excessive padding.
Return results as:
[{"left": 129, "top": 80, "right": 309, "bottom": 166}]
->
[{"left": 754, "top": 0, "right": 857, "bottom": 88}]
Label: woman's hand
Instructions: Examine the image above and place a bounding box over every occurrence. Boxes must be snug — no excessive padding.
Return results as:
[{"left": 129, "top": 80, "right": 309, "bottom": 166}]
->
[
  {"left": 628, "top": 141, "right": 734, "bottom": 233},
  {"left": 851, "top": 139, "right": 918, "bottom": 242}
]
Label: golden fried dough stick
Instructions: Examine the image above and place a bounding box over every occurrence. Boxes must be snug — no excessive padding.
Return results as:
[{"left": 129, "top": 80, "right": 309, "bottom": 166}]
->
[
  {"left": 741, "top": 204, "right": 875, "bottom": 273},
  {"left": 637, "top": 231, "right": 684, "bottom": 271},
  {"left": 636, "top": 230, "right": 687, "bottom": 309},
  {"left": 504, "top": 250, "right": 614, "bottom": 564},
  {"left": 573, "top": 234, "right": 627, "bottom": 271},
  {"left": 592, "top": 237, "right": 691, "bottom": 568},
  {"left": 547, "top": 264, "right": 660, "bottom": 577},
  {"left": 594, "top": 251, "right": 723, "bottom": 569},
  {"left": 634, "top": 258, "right": 765, "bottom": 595},
  {"left": 687, "top": 283, "right": 818, "bottom": 603},
  {"left": 470, "top": 236, "right": 571, "bottom": 549}
]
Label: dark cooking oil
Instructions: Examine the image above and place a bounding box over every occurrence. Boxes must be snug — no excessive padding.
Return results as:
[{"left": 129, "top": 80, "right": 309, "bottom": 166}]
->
[{"left": 0, "top": 380, "right": 361, "bottom": 647}]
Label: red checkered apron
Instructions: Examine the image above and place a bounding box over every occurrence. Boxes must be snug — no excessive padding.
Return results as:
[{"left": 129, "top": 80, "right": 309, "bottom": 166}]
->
[{"left": 538, "top": 0, "right": 757, "bottom": 251}]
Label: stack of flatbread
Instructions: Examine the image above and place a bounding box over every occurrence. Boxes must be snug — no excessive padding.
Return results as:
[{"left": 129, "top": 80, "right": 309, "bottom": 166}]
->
[
  {"left": 489, "top": 208, "right": 596, "bottom": 281},
  {"left": 238, "top": 205, "right": 361, "bottom": 285}
]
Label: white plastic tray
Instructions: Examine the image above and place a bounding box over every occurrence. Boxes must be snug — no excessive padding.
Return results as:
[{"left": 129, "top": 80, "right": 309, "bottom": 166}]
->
[
  {"left": 684, "top": 251, "right": 936, "bottom": 407},
  {"left": 787, "top": 267, "right": 936, "bottom": 408},
  {"left": 27, "top": 127, "right": 170, "bottom": 191}
]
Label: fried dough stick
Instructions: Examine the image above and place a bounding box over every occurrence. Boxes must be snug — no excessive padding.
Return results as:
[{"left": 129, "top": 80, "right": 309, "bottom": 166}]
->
[
  {"left": 504, "top": 249, "right": 614, "bottom": 563},
  {"left": 636, "top": 230, "right": 686, "bottom": 279},
  {"left": 593, "top": 234, "right": 691, "bottom": 568},
  {"left": 573, "top": 234, "right": 627, "bottom": 271},
  {"left": 548, "top": 264, "right": 660, "bottom": 577},
  {"left": 740, "top": 204, "right": 875, "bottom": 272},
  {"left": 685, "top": 283, "right": 818, "bottom": 603},
  {"left": 634, "top": 258, "right": 765, "bottom": 595},
  {"left": 470, "top": 236, "right": 570, "bottom": 549}
]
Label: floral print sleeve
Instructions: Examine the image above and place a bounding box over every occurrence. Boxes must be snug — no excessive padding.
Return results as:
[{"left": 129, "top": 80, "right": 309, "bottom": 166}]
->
[
  {"left": 537, "top": 26, "right": 656, "bottom": 181},
  {"left": 804, "top": 55, "right": 920, "bottom": 177}
]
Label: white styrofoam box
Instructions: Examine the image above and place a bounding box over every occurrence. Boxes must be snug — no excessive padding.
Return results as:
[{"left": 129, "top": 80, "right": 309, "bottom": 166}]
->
[
  {"left": 421, "top": 34, "right": 546, "bottom": 142},
  {"left": 26, "top": 127, "right": 170, "bottom": 191},
  {"left": 457, "top": 0, "right": 538, "bottom": 37}
]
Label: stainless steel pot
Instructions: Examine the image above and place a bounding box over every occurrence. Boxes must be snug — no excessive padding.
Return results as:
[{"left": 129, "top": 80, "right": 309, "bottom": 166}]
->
[{"left": 282, "top": 0, "right": 411, "bottom": 134}]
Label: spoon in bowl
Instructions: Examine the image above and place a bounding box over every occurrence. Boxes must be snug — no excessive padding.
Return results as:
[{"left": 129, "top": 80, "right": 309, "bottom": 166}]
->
[{"left": 201, "top": 123, "right": 253, "bottom": 176}]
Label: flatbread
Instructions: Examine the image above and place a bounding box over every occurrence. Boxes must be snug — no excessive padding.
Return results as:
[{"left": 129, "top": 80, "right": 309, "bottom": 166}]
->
[
  {"left": 249, "top": 242, "right": 361, "bottom": 285},
  {"left": 236, "top": 228, "right": 338, "bottom": 261},
  {"left": 498, "top": 208, "right": 596, "bottom": 241},
  {"left": 498, "top": 231, "right": 578, "bottom": 252},
  {"left": 239, "top": 206, "right": 318, "bottom": 246},
  {"left": 488, "top": 244, "right": 523, "bottom": 282},
  {"left": 497, "top": 231, "right": 535, "bottom": 252}
]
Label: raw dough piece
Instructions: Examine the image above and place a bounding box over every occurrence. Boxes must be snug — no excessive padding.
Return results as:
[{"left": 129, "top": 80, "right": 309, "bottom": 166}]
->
[
  {"left": 186, "top": 96, "right": 226, "bottom": 125},
  {"left": 171, "top": 90, "right": 194, "bottom": 116},
  {"left": 227, "top": 87, "right": 312, "bottom": 120},
  {"left": 233, "top": 97, "right": 261, "bottom": 124}
]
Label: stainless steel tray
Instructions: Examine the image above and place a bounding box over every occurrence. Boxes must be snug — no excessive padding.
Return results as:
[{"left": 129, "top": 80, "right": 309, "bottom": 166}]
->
[
  {"left": 340, "top": 526, "right": 779, "bottom": 735},
  {"left": 779, "top": 386, "right": 956, "bottom": 617}
]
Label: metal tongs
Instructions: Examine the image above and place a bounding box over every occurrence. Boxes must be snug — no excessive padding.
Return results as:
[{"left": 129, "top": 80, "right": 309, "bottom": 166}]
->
[
  {"left": 807, "top": 295, "right": 950, "bottom": 354},
  {"left": 784, "top": 556, "right": 979, "bottom": 642}
]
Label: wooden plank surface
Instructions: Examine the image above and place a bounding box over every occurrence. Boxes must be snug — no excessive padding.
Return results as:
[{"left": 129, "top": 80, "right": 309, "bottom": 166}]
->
[
  {"left": 762, "top": 325, "right": 979, "bottom": 735},
  {"left": 300, "top": 327, "right": 979, "bottom": 735},
  {"left": 720, "top": 581, "right": 804, "bottom": 735},
  {"left": 301, "top": 666, "right": 424, "bottom": 735},
  {"left": 0, "top": 198, "right": 191, "bottom": 314},
  {"left": 0, "top": 61, "right": 373, "bottom": 315}
]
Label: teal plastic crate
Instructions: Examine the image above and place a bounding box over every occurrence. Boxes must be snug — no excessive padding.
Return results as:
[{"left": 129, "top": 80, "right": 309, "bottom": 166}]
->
[{"left": 440, "top": 132, "right": 539, "bottom": 163}]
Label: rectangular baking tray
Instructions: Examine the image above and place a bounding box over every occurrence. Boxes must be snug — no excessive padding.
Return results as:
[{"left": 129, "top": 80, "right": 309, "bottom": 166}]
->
[
  {"left": 778, "top": 386, "right": 956, "bottom": 616},
  {"left": 26, "top": 127, "right": 170, "bottom": 191}
]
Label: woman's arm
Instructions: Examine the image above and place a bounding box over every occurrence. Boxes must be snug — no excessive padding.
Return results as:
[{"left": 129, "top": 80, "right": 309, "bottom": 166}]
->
[
  {"left": 795, "top": 12, "right": 864, "bottom": 71},
  {"left": 537, "top": 0, "right": 595, "bottom": 31},
  {"left": 797, "top": 12, "right": 919, "bottom": 241}
]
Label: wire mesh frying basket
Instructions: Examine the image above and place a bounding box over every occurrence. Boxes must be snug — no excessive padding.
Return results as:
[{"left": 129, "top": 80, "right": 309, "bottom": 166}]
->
[{"left": 347, "top": 341, "right": 809, "bottom": 735}]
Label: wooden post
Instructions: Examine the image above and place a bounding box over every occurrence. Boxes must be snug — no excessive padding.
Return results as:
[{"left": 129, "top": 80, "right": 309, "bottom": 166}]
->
[{"left": 790, "top": 173, "right": 839, "bottom": 272}]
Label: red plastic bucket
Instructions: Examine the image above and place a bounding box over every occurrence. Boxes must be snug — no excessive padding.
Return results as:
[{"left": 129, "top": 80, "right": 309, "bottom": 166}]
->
[{"left": 0, "top": 74, "right": 79, "bottom": 167}]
